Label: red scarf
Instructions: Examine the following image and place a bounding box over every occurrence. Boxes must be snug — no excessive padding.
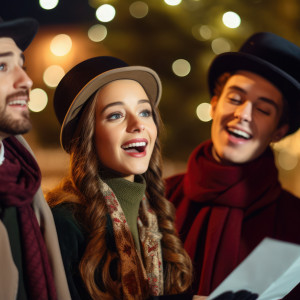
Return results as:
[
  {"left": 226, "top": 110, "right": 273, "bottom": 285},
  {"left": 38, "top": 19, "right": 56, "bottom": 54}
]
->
[
  {"left": 0, "top": 136, "right": 57, "bottom": 300},
  {"left": 166, "top": 140, "right": 282, "bottom": 295}
]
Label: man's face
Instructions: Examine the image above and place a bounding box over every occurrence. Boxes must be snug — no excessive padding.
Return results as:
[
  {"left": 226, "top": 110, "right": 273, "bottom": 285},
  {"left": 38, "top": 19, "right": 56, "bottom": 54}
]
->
[
  {"left": 210, "top": 70, "right": 289, "bottom": 164},
  {"left": 0, "top": 37, "right": 33, "bottom": 139}
]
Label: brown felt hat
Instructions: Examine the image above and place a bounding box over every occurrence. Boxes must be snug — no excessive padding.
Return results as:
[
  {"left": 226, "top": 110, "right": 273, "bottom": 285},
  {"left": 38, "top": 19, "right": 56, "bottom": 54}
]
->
[{"left": 53, "top": 56, "right": 162, "bottom": 153}]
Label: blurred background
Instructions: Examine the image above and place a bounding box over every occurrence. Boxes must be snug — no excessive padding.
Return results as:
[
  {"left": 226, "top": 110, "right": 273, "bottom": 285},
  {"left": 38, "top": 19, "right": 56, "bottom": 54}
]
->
[{"left": 2, "top": 0, "right": 300, "bottom": 195}]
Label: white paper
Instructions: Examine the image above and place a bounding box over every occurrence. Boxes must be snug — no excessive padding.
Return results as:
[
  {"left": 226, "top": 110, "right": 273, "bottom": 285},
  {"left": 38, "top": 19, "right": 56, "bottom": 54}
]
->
[{"left": 208, "top": 238, "right": 300, "bottom": 300}]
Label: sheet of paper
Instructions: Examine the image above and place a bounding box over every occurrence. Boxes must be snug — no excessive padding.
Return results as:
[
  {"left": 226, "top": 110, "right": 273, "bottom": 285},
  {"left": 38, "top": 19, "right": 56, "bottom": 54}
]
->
[{"left": 208, "top": 238, "right": 300, "bottom": 300}]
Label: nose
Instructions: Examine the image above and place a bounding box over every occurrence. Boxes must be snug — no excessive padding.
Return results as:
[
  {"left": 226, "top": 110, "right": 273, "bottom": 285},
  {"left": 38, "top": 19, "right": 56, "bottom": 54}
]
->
[
  {"left": 13, "top": 66, "right": 33, "bottom": 90},
  {"left": 127, "top": 114, "right": 145, "bottom": 133},
  {"left": 234, "top": 100, "right": 252, "bottom": 122}
]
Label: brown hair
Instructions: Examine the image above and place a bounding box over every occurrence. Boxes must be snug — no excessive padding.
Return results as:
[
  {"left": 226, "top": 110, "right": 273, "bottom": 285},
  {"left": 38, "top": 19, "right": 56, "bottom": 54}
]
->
[
  {"left": 47, "top": 89, "right": 192, "bottom": 299},
  {"left": 213, "top": 72, "right": 290, "bottom": 130}
]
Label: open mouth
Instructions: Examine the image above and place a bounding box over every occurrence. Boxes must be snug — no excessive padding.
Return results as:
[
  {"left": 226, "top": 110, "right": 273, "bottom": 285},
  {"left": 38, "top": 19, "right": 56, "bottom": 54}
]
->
[
  {"left": 121, "top": 141, "right": 147, "bottom": 153},
  {"left": 8, "top": 100, "right": 28, "bottom": 107},
  {"left": 227, "top": 128, "right": 252, "bottom": 140}
]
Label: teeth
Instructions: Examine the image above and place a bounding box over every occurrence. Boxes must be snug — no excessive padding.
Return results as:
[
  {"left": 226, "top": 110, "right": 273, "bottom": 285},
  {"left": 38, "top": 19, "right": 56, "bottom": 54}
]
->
[
  {"left": 8, "top": 100, "right": 27, "bottom": 106},
  {"left": 228, "top": 128, "right": 251, "bottom": 139},
  {"left": 122, "top": 142, "right": 146, "bottom": 149}
]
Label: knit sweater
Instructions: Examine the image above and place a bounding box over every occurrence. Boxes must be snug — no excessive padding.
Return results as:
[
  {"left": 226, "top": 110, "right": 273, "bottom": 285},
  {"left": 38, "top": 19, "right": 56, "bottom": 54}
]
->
[{"left": 104, "top": 175, "right": 146, "bottom": 252}]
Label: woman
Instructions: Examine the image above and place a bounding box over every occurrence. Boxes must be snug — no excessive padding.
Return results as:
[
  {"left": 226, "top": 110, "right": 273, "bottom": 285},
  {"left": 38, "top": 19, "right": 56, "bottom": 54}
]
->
[{"left": 46, "top": 56, "right": 193, "bottom": 300}]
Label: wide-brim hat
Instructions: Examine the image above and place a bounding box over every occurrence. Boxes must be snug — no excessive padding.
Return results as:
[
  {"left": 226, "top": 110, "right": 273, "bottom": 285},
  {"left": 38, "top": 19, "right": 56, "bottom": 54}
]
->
[
  {"left": 208, "top": 32, "right": 300, "bottom": 135},
  {"left": 0, "top": 17, "right": 38, "bottom": 51},
  {"left": 54, "top": 56, "right": 162, "bottom": 153}
]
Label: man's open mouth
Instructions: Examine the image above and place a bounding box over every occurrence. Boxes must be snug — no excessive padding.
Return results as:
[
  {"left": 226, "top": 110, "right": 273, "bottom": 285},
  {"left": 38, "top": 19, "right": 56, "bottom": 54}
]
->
[
  {"left": 227, "top": 128, "right": 252, "bottom": 140},
  {"left": 8, "top": 99, "right": 28, "bottom": 107}
]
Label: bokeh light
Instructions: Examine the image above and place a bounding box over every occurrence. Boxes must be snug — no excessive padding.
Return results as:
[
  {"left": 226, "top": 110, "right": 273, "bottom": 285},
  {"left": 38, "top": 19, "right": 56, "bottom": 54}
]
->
[
  {"left": 172, "top": 59, "right": 191, "bottom": 77},
  {"left": 50, "top": 34, "right": 72, "bottom": 56},
  {"left": 222, "top": 11, "right": 241, "bottom": 28},
  {"left": 277, "top": 150, "right": 298, "bottom": 171},
  {"left": 211, "top": 37, "right": 231, "bottom": 54},
  {"left": 196, "top": 103, "right": 212, "bottom": 122},
  {"left": 96, "top": 4, "right": 116, "bottom": 22},
  {"left": 43, "top": 65, "right": 65, "bottom": 88},
  {"left": 29, "top": 88, "right": 48, "bottom": 112},
  {"left": 39, "top": 0, "right": 59, "bottom": 10},
  {"left": 88, "top": 24, "right": 108, "bottom": 42},
  {"left": 164, "top": 0, "right": 182, "bottom": 6},
  {"left": 129, "top": 1, "right": 149, "bottom": 19}
]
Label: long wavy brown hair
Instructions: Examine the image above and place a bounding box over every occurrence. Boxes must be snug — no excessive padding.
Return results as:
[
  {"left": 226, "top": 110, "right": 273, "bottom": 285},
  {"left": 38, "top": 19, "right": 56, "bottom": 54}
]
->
[{"left": 47, "top": 88, "right": 193, "bottom": 299}]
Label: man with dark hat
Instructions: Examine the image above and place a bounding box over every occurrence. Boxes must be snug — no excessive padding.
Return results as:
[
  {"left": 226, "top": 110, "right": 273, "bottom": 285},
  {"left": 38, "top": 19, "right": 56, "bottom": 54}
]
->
[
  {"left": 165, "top": 32, "right": 300, "bottom": 298},
  {"left": 0, "top": 17, "right": 71, "bottom": 299}
]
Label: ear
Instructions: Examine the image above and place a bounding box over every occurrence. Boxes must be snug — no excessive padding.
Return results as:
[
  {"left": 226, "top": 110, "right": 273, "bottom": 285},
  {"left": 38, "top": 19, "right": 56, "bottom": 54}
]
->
[
  {"left": 271, "top": 124, "right": 289, "bottom": 142},
  {"left": 210, "top": 96, "right": 218, "bottom": 119}
]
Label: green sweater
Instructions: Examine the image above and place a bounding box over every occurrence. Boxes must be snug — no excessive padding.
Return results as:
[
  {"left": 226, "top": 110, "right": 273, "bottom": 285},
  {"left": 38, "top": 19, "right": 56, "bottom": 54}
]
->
[{"left": 104, "top": 175, "right": 146, "bottom": 252}]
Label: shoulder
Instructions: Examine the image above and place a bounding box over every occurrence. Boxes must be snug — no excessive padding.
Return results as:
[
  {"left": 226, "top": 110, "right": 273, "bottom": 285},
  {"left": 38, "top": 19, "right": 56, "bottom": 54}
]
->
[{"left": 52, "top": 204, "right": 86, "bottom": 254}]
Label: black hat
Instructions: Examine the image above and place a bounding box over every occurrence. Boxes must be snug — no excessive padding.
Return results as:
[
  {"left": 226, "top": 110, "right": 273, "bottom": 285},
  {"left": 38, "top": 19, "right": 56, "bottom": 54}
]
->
[
  {"left": 208, "top": 32, "right": 300, "bottom": 135},
  {"left": 0, "top": 17, "right": 38, "bottom": 51},
  {"left": 53, "top": 56, "right": 162, "bottom": 153}
]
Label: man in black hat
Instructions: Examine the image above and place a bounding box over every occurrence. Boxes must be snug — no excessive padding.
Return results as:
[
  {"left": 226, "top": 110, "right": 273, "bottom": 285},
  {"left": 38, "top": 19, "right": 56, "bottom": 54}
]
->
[
  {"left": 165, "top": 32, "right": 300, "bottom": 298},
  {"left": 0, "top": 17, "right": 71, "bottom": 299}
]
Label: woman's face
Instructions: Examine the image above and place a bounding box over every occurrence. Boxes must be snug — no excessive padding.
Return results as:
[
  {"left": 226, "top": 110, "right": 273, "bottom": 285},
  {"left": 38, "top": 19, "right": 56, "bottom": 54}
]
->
[{"left": 94, "top": 79, "right": 157, "bottom": 181}]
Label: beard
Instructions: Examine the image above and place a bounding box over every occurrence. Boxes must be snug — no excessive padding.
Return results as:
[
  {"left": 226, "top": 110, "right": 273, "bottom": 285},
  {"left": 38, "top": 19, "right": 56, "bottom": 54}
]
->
[{"left": 0, "top": 107, "right": 32, "bottom": 135}]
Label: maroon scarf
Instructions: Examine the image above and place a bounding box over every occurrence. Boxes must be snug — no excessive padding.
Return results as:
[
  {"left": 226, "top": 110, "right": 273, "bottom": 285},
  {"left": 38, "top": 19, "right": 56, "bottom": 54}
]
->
[
  {"left": 166, "top": 140, "right": 282, "bottom": 295},
  {"left": 0, "top": 136, "right": 57, "bottom": 300}
]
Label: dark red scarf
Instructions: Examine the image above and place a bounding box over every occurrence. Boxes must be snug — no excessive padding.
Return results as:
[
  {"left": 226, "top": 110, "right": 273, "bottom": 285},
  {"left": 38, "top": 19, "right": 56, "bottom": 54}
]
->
[
  {"left": 168, "top": 140, "right": 282, "bottom": 295},
  {"left": 0, "top": 136, "right": 57, "bottom": 300}
]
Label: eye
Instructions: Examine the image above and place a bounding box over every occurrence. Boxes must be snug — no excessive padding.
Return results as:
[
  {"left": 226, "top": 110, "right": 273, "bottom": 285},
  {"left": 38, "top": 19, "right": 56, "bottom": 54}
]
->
[
  {"left": 139, "top": 109, "right": 152, "bottom": 117},
  {"left": 107, "top": 112, "right": 124, "bottom": 120},
  {"left": 227, "top": 92, "right": 242, "bottom": 105},
  {"left": 0, "top": 63, "right": 7, "bottom": 71},
  {"left": 256, "top": 107, "right": 271, "bottom": 116}
]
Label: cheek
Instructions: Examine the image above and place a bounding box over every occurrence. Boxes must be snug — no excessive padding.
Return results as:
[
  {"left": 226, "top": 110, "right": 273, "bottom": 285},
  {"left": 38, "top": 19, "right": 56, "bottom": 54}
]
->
[{"left": 94, "top": 126, "right": 116, "bottom": 155}]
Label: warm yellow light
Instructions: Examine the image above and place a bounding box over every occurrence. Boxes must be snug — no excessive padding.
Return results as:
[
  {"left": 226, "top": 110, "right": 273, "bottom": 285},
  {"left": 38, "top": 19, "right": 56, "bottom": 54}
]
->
[
  {"left": 196, "top": 103, "right": 212, "bottom": 122},
  {"left": 129, "top": 1, "right": 149, "bottom": 19},
  {"left": 39, "top": 0, "right": 59, "bottom": 10},
  {"left": 277, "top": 150, "right": 298, "bottom": 171},
  {"left": 164, "top": 0, "right": 182, "bottom": 6},
  {"left": 43, "top": 65, "right": 65, "bottom": 88},
  {"left": 222, "top": 11, "right": 241, "bottom": 28},
  {"left": 200, "top": 25, "right": 213, "bottom": 40},
  {"left": 50, "top": 34, "right": 72, "bottom": 56},
  {"left": 211, "top": 38, "right": 231, "bottom": 54},
  {"left": 172, "top": 59, "right": 191, "bottom": 77},
  {"left": 88, "top": 24, "right": 108, "bottom": 42},
  {"left": 96, "top": 4, "right": 116, "bottom": 22},
  {"left": 29, "top": 89, "right": 48, "bottom": 112}
]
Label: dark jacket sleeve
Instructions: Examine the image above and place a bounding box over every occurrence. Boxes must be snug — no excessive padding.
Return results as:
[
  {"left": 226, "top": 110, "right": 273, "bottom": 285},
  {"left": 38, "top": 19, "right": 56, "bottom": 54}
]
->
[{"left": 52, "top": 205, "right": 91, "bottom": 300}]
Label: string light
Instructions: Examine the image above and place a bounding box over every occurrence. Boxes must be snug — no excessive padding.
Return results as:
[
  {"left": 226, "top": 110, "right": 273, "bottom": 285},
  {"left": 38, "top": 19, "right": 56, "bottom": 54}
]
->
[
  {"left": 129, "top": 1, "right": 149, "bottom": 19},
  {"left": 39, "top": 0, "right": 59, "bottom": 10},
  {"left": 96, "top": 4, "right": 116, "bottom": 22},
  {"left": 29, "top": 89, "right": 48, "bottom": 112},
  {"left": 222, "top": 11, "right": 241, "bottom": 28},
  {"left": 88, "top": 24, "right": 108, "bottom": 42},
  {"left": 43, "top": 65, "right": 65, "bottom": 88},
  {"left": 196, "top": 103, "right": 212, "bottom": 122},
  {"left": 164, "top": 0, "right": 182, "bottom": 6},
  {"left": 50, "top": 34, "right": 72, "bottom": 56},
  {"left": 172, "top": 59, "right": 191, "bottom": 77}
]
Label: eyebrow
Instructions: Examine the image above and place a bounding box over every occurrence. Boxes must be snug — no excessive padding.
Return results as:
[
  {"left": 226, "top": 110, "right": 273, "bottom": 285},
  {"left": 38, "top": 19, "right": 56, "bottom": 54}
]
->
[
  {"left": 227, "top": 85, "right": 279, "bottom": 110},
  {"left": 101, "top": 99, "right": 151, "bottom": 114},
  {"left": 0, "top": 51, "right": 25, "bottom": 62}
]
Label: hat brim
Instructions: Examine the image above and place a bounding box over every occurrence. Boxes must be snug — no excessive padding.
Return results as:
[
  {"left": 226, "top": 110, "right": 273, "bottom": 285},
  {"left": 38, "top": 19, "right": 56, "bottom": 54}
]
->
[
  {"left": 61, "top": 65, "right": 161, "bottom": 152},
  {"left": 0, "top": 18, "right": 38, "bottom": 51},
  {"left": 208, "top": 52, "right": 300, "bottom": 134}
]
